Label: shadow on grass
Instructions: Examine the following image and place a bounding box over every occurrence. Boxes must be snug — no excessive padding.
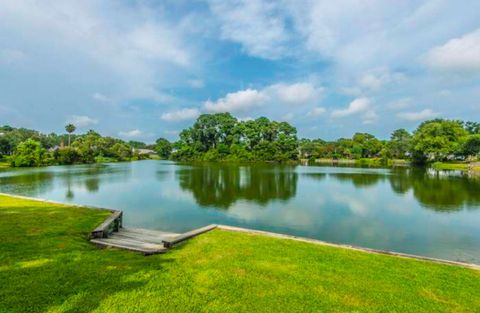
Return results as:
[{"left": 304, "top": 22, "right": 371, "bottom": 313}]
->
[{"left": 0, "top": 202, "right": 177, "bottom": 312}]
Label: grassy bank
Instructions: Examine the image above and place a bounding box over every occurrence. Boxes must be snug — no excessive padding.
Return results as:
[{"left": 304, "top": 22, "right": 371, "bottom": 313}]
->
[
  {"left": 1, "top": 195, "right": 479, "bottom": 312},
  {"left": 0, "top": 162, "right": 9, "bottom": 168},
  {"left": 314, "top": 158, "right": 410, "bottom": 167},
  {"left": 431, "top": 162, "right": 476, "bottom": 171}
]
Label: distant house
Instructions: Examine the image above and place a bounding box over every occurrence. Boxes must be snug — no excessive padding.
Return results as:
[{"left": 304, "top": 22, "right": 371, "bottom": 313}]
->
[{"left": 132, "top": 148, "right": 157, "bottom": 156}]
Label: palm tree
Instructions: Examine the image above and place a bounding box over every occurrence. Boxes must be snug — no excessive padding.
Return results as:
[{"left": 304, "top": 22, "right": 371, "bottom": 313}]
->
[{"left": 65, "top": 124, "right": 76, "bottom": 146}]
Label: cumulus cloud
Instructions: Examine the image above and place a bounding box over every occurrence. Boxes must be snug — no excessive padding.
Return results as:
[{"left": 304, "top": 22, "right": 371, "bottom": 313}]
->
[
  {"left": 161, "top": 108, "right": 200, "bottom": 121},
  {"left": 307, "top": 107, "right": 326, "bottom": 117},
  {"left": 388, "top": 98, "right": 412, "bottom": 110},
  {"left": 362, "top": 110, "right": 378, "bottom": 124},
  {"left": 397, "top": 109, "right": 438, "bottom": 121},
  {"left": 204, "top": 88, "right": 268, "bottom": 113},
  {"left": 204, "top": 82, "right": 322, "bottom": 113},
  {"left": 424, "top": 29, "right": 480, "bottom": 73},
  {"left": 331, "top": 98, "right": 370, "bottom": 118},
  {"left": 266, "top": 82, "right": 322, "bottom": 104},
  {"left": 0, "top": 48, "right": 26, "bottom": 65},
  {"left": 187, "top": 79, "right": 204, "bottom": 89},
  {"left": 208, "top": 0, "right": 289, "bottom": 59},
  {"left": 0, "top": 1, "right": 194, "bottom": 102},
  {"left": 282, "top": 112, "right": 295, "bottom": 121},
  {"left": 118, "top": 129, "right": 142, "bottom": 138},
  {"left": 66, "top": 115, "right": 98, "bottom": 128},
  {"left": 92, "top": 92, "right": 111, "bottom": 102}
]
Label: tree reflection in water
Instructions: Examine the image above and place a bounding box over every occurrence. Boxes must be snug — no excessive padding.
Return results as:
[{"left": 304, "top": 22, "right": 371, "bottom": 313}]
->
[
  {"left": 322, "top": 168, "right": 480, "bottom": 212},
  {"left": 176, "top": 164, "right": 298, "bottom": 209}
]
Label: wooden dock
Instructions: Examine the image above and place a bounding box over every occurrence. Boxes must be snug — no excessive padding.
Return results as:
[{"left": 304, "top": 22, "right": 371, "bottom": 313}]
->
[{"left": 90, "top": 210, "right": 216, "bottom": 255}]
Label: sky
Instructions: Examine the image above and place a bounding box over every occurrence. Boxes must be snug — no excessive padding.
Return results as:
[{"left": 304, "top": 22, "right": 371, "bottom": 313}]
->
[{"left": 0, "top": 0, "right": 479, "bottom": 143}]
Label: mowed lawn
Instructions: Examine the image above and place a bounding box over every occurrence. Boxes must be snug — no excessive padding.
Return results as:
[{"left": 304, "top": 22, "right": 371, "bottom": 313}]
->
[{"left": 0, "top": 195, "right": 479, "bottom": 312}]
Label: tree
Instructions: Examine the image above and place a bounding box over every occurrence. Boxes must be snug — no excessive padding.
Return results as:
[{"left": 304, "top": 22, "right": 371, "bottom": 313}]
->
[
  {"left": 65, "top": 124, "right": 76, "bottom": 146},
  {"left": 111, "top": 143, "right": 132, "bottom": 160},
  {"left": 10, "top": 139, "right": 47, "bottom": 167},
  {"left": 54, "top": 147, "right": 80, "bottom": 165},
  {"left": 155, "top": 138, "right": 172, "bottom": 159},
  {"left": 465, "top": 121, "right": 480, "bottom": 134},
  {"left": 352, "top": 133, "right": 383, "bottom": 158},
  {"left": 128, "top": 140, "right": 147, "bottom": 149},
  {"left": 462, "top": 134, "right": 480, "bottom": 159},
  {"left": 388, "top": 129, "right": 412, "bottom": 159},
  {"left": 411, "top": 119, "right": 468, "bottom": 162}
]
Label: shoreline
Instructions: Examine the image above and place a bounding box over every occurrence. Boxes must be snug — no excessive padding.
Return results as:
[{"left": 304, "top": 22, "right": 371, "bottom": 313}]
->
[{"left": 1, "top": 191, "right": 478, "bottom": 270}]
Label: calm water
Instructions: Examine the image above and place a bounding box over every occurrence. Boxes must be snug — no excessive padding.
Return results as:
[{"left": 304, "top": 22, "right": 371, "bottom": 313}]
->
[{"left": 1, "top": 160, "right": 480, "bottom": 263}]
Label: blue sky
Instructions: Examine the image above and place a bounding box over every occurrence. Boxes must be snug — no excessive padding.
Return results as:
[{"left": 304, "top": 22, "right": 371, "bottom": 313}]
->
[{"left": 0, "top": 0, "right": 479, "bottom": 143}]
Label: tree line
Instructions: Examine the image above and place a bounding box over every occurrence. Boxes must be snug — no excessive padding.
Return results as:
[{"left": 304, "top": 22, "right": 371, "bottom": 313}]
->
[
  {"left": 1, "top": 114, "right": 479, "bottom": 167},
  {"left": 154, "top": 114, "right": 480, "bottom": 164},
  {"left": 297, "top": 119, "right": 480, "bottom": 164},
  {"left": 0, "top": 125, "right": 154, "bottom": 167}
]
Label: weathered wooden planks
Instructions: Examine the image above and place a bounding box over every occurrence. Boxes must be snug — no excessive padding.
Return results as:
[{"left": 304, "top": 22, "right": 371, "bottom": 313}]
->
[
  {"left": 91, "top": 237, "right": 167, "bottom": 255},
  {"left": 162, "top": 224, "right": 217, "bottom": 248},
  {"left": 90, "top": 210, "right": 123, "bottom": 239}
]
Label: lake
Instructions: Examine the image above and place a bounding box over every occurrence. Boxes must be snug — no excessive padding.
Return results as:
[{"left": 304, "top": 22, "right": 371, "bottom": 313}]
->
[{"left": 1, "top": 160, "right": 479, "bottom": 263}]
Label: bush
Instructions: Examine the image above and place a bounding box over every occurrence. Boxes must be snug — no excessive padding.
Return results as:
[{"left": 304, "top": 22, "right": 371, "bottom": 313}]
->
[
  {"left": 54, "top": 147, "right": 81, "bottom": 165},
  {"left": 10, "top": 139, "right": 47, "bottom": 167}
]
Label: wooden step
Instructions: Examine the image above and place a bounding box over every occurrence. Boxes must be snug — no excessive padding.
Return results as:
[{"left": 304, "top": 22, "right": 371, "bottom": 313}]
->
[{"left": 91, "top": 236, "right": 167, "bottom": 255}]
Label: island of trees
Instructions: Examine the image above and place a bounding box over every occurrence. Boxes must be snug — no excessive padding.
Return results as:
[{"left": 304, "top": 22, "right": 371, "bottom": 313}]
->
[{"left": 0, "top": 113, "right": 479, "bottom": 168}]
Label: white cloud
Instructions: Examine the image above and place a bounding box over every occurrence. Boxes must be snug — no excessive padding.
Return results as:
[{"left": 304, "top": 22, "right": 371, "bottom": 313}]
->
[
  {"left": 187, "top": 79, "right": 204, "bottom": 89},
  {"left": 204, "top": 88, "right": 268, "bottom": 113},
  {"left": 238, "top": 116, "right": 254, "bottom": 122},
  {"left": 282, "top": 112, "right": 294, "bottom": 121},
  {"left": 161, "top": 108, "right": 200, "bottom": 121},
  {"left": 397, "top": 109, "right": 438, "bottom": 121},
  {"left": 208, "top": 0, "right": 289, "bottom": 59},
  {"left": 332, "top": 97, "right": 370, "bottom": 118},
  {"left": 204, "top": 82, "right": 322, "bottom": 114},
  {"left": 388, "top": 98, "right": 412, "bottom": 110},
  {"left": 307, "top": 107, "right": 326, "bottom": 117},
  {"left": 358, "top": 68, "right": 405, "bottom": 91},
  {"left": 266, "top": 82, "right": 322, "bottom": 105},
  {"left": 0, "top": 48, "right": 26, "bottom": 65},
  {"left": 362, "top": 110, "right": 378, "bottom": 124},
  {"left": 118, "top": 129, "right": 142, "bottom": 138},
  {"left": 424, "top": 29, "right": 480, "bottom": 72},
  {"left": 66, "top": 115, "right": 98, "bottom": 128},
  {"left": 92, "top": 92, "right": 111, "bottom": 102},
  {"left": 0, "top": 1, "right": 194, "bottom": 101}
]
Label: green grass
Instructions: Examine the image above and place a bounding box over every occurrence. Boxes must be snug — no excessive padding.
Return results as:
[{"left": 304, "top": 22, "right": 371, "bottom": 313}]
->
[
  {"left": 0, "top": 161, "right": 10, "bottom": 168},
  {"left": 431, "top": 162, "right": 470, "bottom": 171},
  {"left": 1, "top": 195, "right": 479, "bottom": 312}
]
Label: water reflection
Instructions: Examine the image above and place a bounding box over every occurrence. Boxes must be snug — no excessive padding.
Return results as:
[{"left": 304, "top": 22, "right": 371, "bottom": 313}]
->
[
  {"left": 320, "top": 168, "right": 480, "bottom": 212},
  {"left": 0, "top": 164, "right": 130, "bottom": 199},
  {"left": 389, "top": 168, "right": 480, "bottom": 211},
  {"left": 176, "top": 164, "right": 298, "bottom": 209},
  {"left": 2, "top": 163, "right": 479, "bottom": 212},
  {"left": 328, "top": 172, "right": 386, "bottom": 187}
]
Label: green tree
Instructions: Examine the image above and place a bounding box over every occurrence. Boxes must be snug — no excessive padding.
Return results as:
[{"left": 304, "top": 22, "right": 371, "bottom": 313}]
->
[
  {"left": 54, "top": 147, "right": 80, "bottom": 165},
  {"left": 65, "top": 124, "right": 76, "bottom": 146},
  {"left": 128, "top": 141, "right": 147, "bottom": 149},
  {"left": 155, "top": 138, "right": 172, "bottom": 159},
  {"left": 411, "top": 119, "right": 468, "bottom": 162},
  {"left": 10, "top": 139, "right": 47, "bottom": 167},
  {"left": 388, "top": 129, "right": 412, "bottom": 159},
  {"left": 352, "top": 133, "right": 383, "bottom": 158},
  {"left": 111, "top": 143, "right": 132, "bottom": 160},
  {"left": 465, "top": 121, "right": 480, "bottom": 134},
  {"left": 463, "top": 134, "right": 480, "bottom": 158}
]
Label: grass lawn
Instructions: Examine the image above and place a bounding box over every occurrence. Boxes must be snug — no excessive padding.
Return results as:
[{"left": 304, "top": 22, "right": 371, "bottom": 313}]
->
[
  {"left": 0, "top": 162, "right": 9, "bottom": 168},
  {"left": 431, "top": 162, "right": 470, "bottom": 171},
  {"left": 1, "top": 195, "right": 479, "bottom": 312}
]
